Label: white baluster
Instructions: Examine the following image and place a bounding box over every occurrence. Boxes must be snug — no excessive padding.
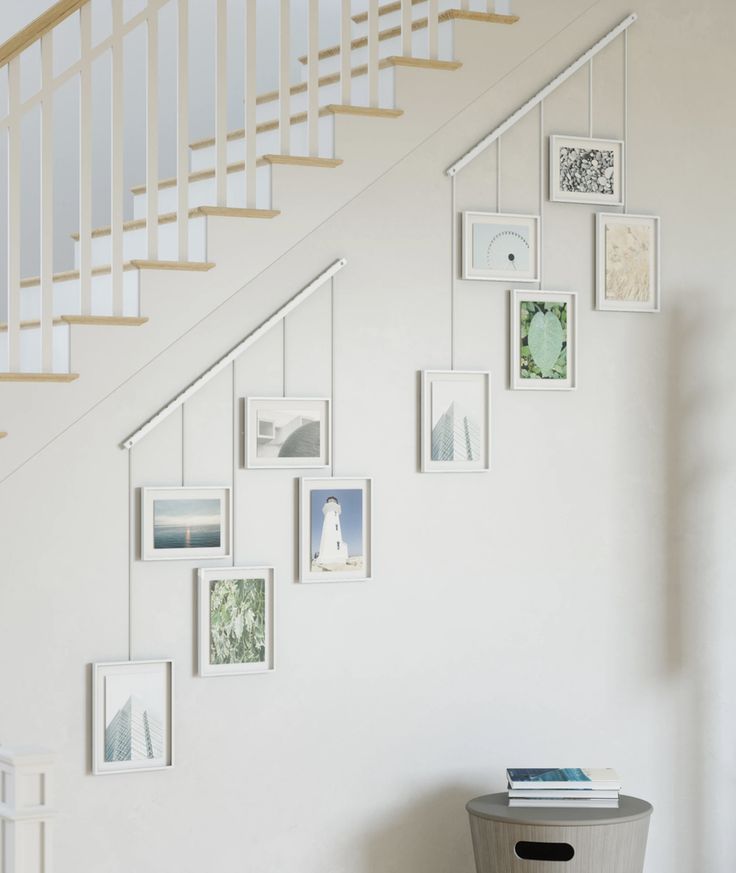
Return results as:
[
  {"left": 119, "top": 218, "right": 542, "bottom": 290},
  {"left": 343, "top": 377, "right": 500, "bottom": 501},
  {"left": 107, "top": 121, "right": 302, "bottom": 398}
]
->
[
  {"left": 340, "top": 0, "right": 351, "bottom": 106},
  {"left": 177, "top": 0, "right": 189, "bottom": 259},
  {"left": 6, "top": 57, "right": 21, "bottom": 372},
  {"left": 79, "top": 3, "right": 93, "bottom": 314},
  {"left": 462, "top": 0, "right": 470, "bottom": 11},
  {"left": 147, "top": 4, "right": 160, "bottom": 259},
  {"left": 368, "top": 0, "right": 378, "bottom": 108},
  {"left": 428, "top": 0, "right": 438, "bottom": 61},
  {"left": 279, "top": 0, "right": 290, "bottom": 155},
  {"left": 307, "top": 0, "right": 319, "bottom": 155},
  {"left": 401, "top": 0, "right": 412, "bottom": 57},
  {"left": 40, "top": 33, "right": 54, "bottom": 371},
  {"left": 215, "top": 0, "right": 227, "bottom": 206},
  {"left": 111, "top": 0, "right": 124, "bottom": 315},
  {"left": 245, "top": 0, "right": 257, "bottom": 206},
  {"left": 0, "top": 746, "right": 56, "bottom": 873}
]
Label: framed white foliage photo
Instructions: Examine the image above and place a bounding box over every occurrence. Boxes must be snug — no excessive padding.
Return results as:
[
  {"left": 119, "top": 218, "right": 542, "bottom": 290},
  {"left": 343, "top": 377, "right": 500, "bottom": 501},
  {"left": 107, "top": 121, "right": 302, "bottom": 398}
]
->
[
  {"left": 299, "top": 477, "right": 372, "bottom": 583},
  {"left": 246, "top": 397, "right": 331, "bottom": 469},
  {"left": 596, "top": 213, "right": 660, "bottom": 312},
  {"left": 140, "top": 486, "right": 232, "bottom": 561},
  {"left": 92, "top": 660, "right": 174, "bottom": 775},
  {"left": 198, "top": 567, "right": 274, "bottom": 677},
  {"left": 550, "top": 135, "right": 624, "bottom": 205},
  {"left": 462, "top": 212, "right": 540, "bottom": 282},
  {"left": 511, "top": 289, "right": 577, "bottom": 391},
  {"left": 421, "top": 370, "right": 491, "bottom": 473}
]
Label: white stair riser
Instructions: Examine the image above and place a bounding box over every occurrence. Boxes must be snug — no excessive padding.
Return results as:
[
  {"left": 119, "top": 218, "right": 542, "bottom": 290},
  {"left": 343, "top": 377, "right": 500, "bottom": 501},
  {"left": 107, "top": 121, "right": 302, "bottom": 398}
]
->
[
  {"left": 189, "top": 74, "right": 393, "bottom": 172},
  {"left": 297, "top": 24, "right": 454, "bottom": 81},
  {"left": 132, "top": 164, "right": 273, "bottom": 219},
  {"left": 0, "top": 324, "right": 69, "bottom": 374},
  {"left": 20, "top": 272, "right": 140, "bottom": 321},
  {"left": 73, "top": 217, "right": 207, "bottom": 270}
]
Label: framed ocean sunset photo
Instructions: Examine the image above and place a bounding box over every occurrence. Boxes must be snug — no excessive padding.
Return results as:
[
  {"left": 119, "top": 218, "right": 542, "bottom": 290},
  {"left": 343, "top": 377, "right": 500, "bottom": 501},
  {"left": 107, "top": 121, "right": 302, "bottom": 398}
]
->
[{"left": 141, "top": 487, "right": 232, "bottom": 561}]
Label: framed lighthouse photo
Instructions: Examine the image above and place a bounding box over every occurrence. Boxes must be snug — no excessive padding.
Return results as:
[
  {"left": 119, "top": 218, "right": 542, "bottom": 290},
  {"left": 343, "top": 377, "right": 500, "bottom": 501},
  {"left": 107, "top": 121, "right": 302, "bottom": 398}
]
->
[{"left": 299, "top": 477, "right": 373, "bottom": 583}]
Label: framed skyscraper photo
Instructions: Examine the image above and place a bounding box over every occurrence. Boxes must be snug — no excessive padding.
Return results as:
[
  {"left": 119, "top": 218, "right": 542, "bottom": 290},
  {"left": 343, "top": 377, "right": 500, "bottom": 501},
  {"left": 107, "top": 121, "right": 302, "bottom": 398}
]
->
[
  {"left": 299, "top": 477, "right": 373, "bottom": 583},
  {"left": 92, "top": 660, "right": 174, "bottom": 775},
  {"left": 198, "top": 567, "right": 275, "bottom": 677},
  {"left": 462, "top": 212, "right": 540, "bottom": 282},
  {"left": 246, "top": 397, "right": 331, "bottom": 469},
  {"left": 421, "top": 371, "right": 491, "bottom": 473}
]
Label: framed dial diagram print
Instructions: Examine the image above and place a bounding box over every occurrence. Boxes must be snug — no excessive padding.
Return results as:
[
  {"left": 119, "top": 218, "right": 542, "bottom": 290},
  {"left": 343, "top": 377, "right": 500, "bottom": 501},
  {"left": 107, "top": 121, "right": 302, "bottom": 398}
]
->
[{"left": 462, "top": 212, "right": 540, "bottom": 282}]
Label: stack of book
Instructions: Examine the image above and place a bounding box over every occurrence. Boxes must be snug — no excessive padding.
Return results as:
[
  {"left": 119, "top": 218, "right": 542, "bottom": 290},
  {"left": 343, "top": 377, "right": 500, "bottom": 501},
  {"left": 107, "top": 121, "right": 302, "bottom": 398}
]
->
[{"left": 506, "top": 768, "right": 621, "bottom": 808}]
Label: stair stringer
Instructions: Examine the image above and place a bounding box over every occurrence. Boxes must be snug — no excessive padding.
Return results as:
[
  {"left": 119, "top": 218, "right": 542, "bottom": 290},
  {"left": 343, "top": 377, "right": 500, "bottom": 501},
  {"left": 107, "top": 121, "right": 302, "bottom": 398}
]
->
[{"left": 0, "top": 0, "right": 606, "bottom": 481}]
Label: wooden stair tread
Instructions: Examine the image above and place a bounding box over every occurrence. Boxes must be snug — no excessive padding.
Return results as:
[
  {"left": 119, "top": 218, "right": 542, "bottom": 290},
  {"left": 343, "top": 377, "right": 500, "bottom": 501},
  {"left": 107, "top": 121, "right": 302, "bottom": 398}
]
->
[
  {"left": 130, "top": 157, "right": 269, "bottom": 196},
  {"left": 60, "top": 316, "right": 149, "bottom": 326},
  {"left": 299, "top": 10, "right": 518, "bottom": 64},
  {"left": 263, "top": 155, "right": 343, "bottom": 168},
  {"left": 325, "top": 105, "right": 403, "bottom": 117},
  {"left": 71, "top": 207, "right": 279, "bottom": 242},
  {"left": 21, "top": 260, "right": 214, "bottom": 288},
  {"left": 0, "top": 372, "right": 80, "bottom": 383},
  {"left": 0, "top": 431, "right": 7, "bottom": 438}
]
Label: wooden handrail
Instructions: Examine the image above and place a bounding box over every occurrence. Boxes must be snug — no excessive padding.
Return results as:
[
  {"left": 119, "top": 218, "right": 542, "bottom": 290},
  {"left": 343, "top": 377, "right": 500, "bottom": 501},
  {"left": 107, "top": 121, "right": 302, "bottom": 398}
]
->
[{"left": 0, "top": 0, "right": 88, "bottom": 68}]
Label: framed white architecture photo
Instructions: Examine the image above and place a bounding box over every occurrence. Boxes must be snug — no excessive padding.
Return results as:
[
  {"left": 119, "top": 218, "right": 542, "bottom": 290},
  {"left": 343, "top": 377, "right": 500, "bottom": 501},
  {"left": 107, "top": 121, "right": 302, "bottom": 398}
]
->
[
  {"left": 421, "top": 370, "right": 491, "bottom": 473},
  {"left": 550, "top": 135, "right": 624, "bottom": 205},
  {"left": 596, "top": 213, "right": 660, "bottom": 312},
  {"left": 511, "top": 290, "right": 577, "bottom": 390},
  {"left": 92, "top": 660, "right": 174, "bottom": 775},
  {"left": 299, "top": 477, "right": 372, "bottom": 583},
  {"left": 462, "top": 212, "right": 540, "bottom": 282},
  {"left": 140, "top": 486, "right": 231, "bottom": 561},
  {"left": 246, "top": 397, "right": 330, "bottom": 469},
  {"left": 198, "top": 567, "right": 275, "bottom": 677}
]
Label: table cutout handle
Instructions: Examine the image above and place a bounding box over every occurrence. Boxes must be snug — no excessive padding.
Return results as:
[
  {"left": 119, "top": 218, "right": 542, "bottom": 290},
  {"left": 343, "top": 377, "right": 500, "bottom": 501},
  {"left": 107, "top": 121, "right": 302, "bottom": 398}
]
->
[{"left": 515, "top": 841, "right": 575, "bottom": 862}]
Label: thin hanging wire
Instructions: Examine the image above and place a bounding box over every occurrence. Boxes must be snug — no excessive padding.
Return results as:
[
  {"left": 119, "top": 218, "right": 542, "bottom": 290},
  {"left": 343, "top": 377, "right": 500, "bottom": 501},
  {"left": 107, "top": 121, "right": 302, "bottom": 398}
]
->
[
  {"left": 128, "top": 449, "right": 133, "bottom": 662},
  {"left": 231, "top": 361, "right": 236, "bottom": 567},
  {"left": 623, "top": 29, "right": 628, "bottom": 213},
  {"left": 180, "top": 405, "right": 185, "bottom": 486},
  {"left": 539, "top": 100, "right": 544, "bottom": 287},
  {"left": 330, "top": 277, "right": 335, "bottom": 478},
  {"left": 450, "top": 174, "right": 456, "bottom": 370},
  {"left": 588, "top": 57, "right": 594, "bottom": 138},
  {"left": 496, "top": 138, "right": 502, "bottom": 212},
  {"left": 282, "top": 318, "right": 287, "bottom": 397}
]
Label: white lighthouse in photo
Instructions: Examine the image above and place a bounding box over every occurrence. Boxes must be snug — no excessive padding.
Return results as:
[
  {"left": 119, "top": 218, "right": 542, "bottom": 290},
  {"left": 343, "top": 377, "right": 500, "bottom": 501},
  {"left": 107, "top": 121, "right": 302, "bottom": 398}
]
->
[{"left": 316, "top": 496, "right": 349, "bottom": 568}]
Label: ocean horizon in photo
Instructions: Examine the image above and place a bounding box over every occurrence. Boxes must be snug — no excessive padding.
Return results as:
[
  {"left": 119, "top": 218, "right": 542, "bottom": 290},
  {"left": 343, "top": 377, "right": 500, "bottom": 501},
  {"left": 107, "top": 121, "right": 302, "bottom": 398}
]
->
[{"left": 154, "top": 523, "right": 221, "bottom": 550}]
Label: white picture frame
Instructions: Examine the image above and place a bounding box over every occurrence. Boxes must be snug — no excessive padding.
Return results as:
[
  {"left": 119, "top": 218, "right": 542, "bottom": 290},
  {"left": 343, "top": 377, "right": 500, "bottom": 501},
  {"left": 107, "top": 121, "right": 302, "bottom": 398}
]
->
[
  {"left": 511, "top": 289, "right": 577, "bottom": 391},
  {"left": 549, "top": 135, "right": 624, "bottom": 205},
  {"left": 246, "top": 397, "right": 331, "bottom": 469},
  {"left": 299, "top": 477, "right": 372, "bottom": 583},
  {"left": 92, "top": 659, "right": 174, "bottom": 775},
  {"left": 140, "top": 486, "right": 231, "bottom": 561},
  {"left": 596, "top": 213, "right": 660, "bottom": 312},
  {"left": 421, "top": 370, "right": 491, "bottom": 473},
  {"left": 462, "top": 212, "right": 540, "bottom": 282},
  {"left": 198, "top": 567, "right": 275, "bottom": 677}
]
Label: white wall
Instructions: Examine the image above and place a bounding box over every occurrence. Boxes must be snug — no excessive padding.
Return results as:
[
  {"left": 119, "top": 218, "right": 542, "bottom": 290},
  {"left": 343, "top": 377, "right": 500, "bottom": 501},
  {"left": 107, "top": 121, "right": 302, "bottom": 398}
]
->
[{"left": 1, "top": 1, "right": 735, "bottom": 872}]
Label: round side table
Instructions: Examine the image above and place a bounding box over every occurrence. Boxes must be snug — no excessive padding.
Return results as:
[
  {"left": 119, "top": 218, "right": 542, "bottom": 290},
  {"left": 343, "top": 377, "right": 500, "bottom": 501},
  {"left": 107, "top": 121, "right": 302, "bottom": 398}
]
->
[{"left": 467, "top": 793, "right": 652, "bottom": 873}]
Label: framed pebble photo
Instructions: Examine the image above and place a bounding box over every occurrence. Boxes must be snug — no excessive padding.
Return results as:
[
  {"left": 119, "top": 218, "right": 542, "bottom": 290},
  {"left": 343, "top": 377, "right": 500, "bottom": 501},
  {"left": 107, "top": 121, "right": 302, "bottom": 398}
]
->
[
  {"left": 462, "top": 212, "right": 540, "bottom": 282},
  {"left": 550, "top": 135, "right": 624, "bottom": 205}
]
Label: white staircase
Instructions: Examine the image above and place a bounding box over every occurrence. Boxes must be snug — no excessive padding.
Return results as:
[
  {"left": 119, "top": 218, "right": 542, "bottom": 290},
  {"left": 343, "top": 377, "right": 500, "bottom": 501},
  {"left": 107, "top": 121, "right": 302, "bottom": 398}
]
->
[{"left": 0, "top": 0, "right": 527, "bottom": 474}]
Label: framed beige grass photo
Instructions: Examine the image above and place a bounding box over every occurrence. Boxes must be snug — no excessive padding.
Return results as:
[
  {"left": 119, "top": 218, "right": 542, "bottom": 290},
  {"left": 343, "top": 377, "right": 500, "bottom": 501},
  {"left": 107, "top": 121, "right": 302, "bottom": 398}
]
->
[
  {"left": 198, "top": 567, "right": 274, "bottom": 677},
  {"left": 596, "top": 213, "right": 660, "bottom": 312}
]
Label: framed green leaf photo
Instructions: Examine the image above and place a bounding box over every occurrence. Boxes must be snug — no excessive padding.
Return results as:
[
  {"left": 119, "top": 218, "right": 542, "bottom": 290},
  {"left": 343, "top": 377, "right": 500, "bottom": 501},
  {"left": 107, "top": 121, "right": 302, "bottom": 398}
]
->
[
  {"left": 510, "top": 289, "right": 577, "bottom": 390},
  {"left": 198, "top": 567, "right": 274, "bottom": 677}
]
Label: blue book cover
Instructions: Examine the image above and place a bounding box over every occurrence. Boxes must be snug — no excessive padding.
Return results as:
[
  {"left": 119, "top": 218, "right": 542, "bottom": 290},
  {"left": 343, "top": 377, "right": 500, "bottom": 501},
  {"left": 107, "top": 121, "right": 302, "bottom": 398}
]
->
[{"left": 506, "top": 768, "right": 620, "bottom": 789}]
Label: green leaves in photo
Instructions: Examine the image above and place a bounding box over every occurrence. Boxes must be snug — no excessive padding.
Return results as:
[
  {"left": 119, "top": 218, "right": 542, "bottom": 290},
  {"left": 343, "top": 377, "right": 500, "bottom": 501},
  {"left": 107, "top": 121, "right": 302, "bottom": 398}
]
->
[
  {"left": 519, "top": 301, "right": 568, "bottom": 379},
  {"left": 210, "top": 578, "right": 266, "bottom": 666}
]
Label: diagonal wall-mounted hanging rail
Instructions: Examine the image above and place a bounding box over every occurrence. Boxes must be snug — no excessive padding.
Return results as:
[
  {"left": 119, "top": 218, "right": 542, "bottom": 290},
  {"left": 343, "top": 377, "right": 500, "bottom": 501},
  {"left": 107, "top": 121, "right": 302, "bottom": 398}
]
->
[
  {"left": 446, "top": 13, "right": 637, "bottom": 177},
  {"left": 121, "top": 258, "right": 347, "bottom": 450}
]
